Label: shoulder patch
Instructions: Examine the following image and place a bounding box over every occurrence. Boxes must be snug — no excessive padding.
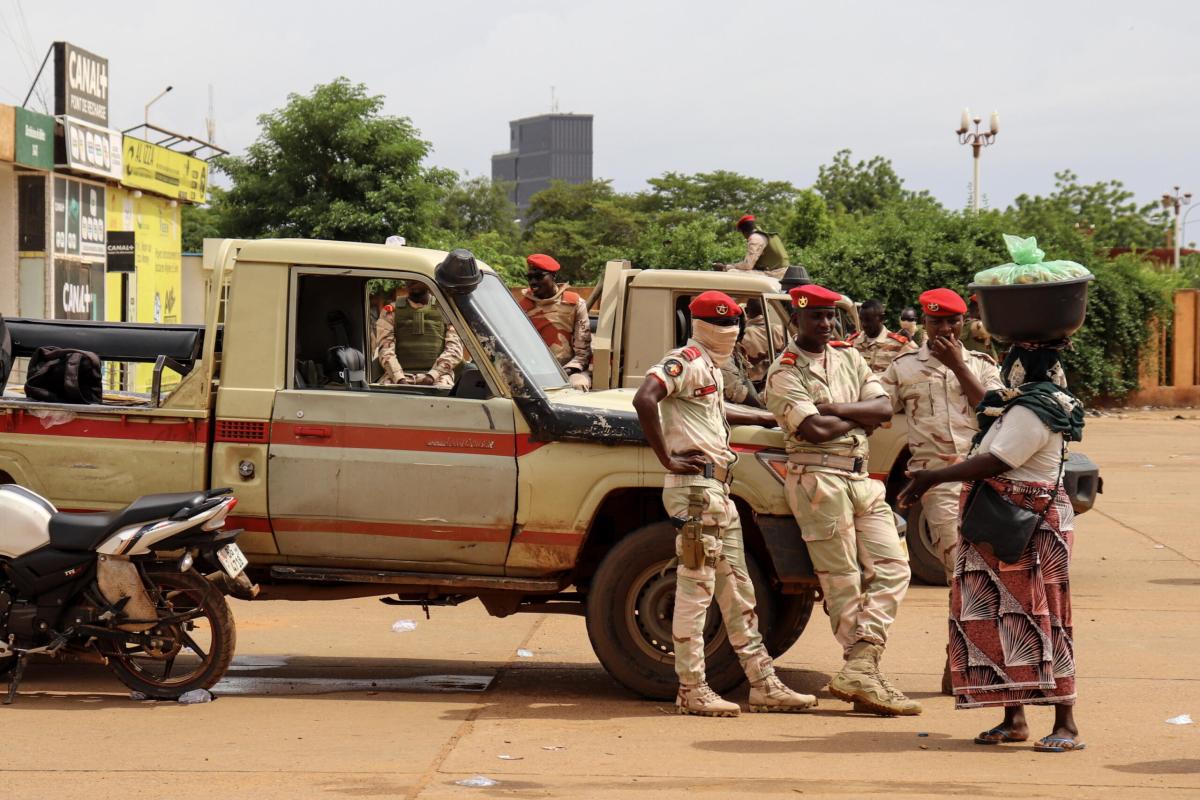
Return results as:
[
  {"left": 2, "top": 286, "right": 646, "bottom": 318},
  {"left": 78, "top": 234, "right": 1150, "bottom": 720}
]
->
[
  {"left": 663, "top": 358, "right": 684, "bottom": 377},
  {"left": 887, "top": 331, "right": 910, "bottom": 343},
  {"left": 518, "top": 296, "right": 534, "bottom": 311},
  {"left": 968, "top": 350, "right": 998, "bottom": 365},
  {"left": 680, "top": 346, "right": 703, "bottom": 361},
  {"left": 830, "top": 340, "right": 852, "bottom": 348},
  {"left": 780, "top": 352, "right": 797, "bottom": 366},
  {"left": 846, "top": 331, "right": 862, "bottom": 342},
  {"left": 693, "top": 384, "right": 718, "bottom": 397}
]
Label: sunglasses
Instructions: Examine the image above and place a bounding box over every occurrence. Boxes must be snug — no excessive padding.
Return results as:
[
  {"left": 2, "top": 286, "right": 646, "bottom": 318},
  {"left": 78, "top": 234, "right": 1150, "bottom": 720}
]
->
[{"left": 526, "top": 271, "right": 550, "bottom": 282}]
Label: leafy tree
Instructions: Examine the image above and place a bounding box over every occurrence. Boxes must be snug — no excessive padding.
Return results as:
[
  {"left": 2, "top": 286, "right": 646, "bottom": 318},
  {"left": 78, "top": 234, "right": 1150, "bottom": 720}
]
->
[
  {"left": 782, "top": 189, "right": 834, "bottom": 250},
  {"left": 1008, "top": 170, "right": 1168, "bottom": 252},
  {"left": 212, "top": 78, "right": 447, "bottom": 244},
  {"left": 522, "top": 180, "right": 646, "bottom": 283},
  {"left": 626, "top": 219, "right": 743, "bottom": 271},
  {"left": 814, "top": 149, "right": 909, "bottom": 214},
  {"left": 181, "top": 196, "right": 223, "bottom": 253},
  {"left": 636, "top": 170, "right": 798, "bottom": 222},
  {"left": 435, "top": 176, "right": 519, "bottom": 242}
]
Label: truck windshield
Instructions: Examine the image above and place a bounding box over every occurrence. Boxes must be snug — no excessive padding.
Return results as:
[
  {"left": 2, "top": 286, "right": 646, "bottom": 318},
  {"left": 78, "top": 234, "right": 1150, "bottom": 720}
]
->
[{"left": 462, "top": 274, "right": 568, "bottom": 392}]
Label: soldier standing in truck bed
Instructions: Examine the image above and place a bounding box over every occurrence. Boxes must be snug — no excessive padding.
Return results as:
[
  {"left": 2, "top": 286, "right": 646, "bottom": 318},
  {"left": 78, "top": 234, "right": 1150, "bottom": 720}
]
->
[
  {"left": 521, "top": 254, "right": 593, "bottom": 390},
  {"left": 764, "top": 283, "right": 921, "bottom": 717},
  {"left": 633, "top": 290, "right": 816, "bottom": 717}
]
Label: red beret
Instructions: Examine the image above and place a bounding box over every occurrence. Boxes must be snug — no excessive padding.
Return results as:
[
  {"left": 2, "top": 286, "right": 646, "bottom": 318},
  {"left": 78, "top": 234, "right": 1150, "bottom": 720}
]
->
[
  {"left": 919, "top": 288, "right": 967, "bottom": 317},
  {"left": 736, "top": 214, "right": 755, "bottom": 227},
  {"left": 526, "top": 253, "right": 561, "bottom": 273},
  {"left": 789, "top": 284, "right": 841, "bottom": 309},
  {"left": 382, "top": 304, "right": 394, "bottom": 312},
  {"left": 689, "top": 290, "right": 743, "bottom": 319}
]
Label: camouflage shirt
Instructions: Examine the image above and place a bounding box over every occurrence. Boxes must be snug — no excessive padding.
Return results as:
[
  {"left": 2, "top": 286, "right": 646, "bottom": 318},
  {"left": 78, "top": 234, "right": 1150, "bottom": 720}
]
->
[
  {"left": 646, "top": 339, "right": 736, "bottom": 488},
  {"left": 741, "top": 314, "right": 785, "bottom": 383},
  {"left": 375, "top": 299, "right": 464, "bottom": 389},
  {"left": 845, "top": 326, "right": 917, "bottom": 373},
  {"left": 764, "top": 339, "right": 886, "bottom": 467},
  {"left": 520, "top": 284, "right": 592, "bottom": 373},
  {"left": 880, "top": 342, "right": 1003, "bottom": 470}
]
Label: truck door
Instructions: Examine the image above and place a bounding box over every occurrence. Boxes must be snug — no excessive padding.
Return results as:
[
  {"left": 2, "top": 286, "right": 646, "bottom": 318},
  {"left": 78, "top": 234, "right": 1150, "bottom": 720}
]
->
[{"left": 267, "top": 269, "right": 518, "bottom": 570}]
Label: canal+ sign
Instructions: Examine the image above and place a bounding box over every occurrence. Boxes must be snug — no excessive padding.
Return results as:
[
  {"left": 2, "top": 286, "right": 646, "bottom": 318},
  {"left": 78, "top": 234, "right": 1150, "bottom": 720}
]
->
[{"left": 54, "top": 42, "right": 109, "bottom": 127}]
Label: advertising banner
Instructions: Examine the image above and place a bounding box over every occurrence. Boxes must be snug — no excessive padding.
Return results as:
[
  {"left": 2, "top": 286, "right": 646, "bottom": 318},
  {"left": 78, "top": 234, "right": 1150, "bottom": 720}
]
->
[
  {"left": 54, "top": 260, "right": 105, "bottom": 320},
  {"left": 54, "top": 42, "right": 109, "bottom": 126},
  {"left": 122, "top": 136, "right": 209, "bottom": 203},
  {"left": 15, "top": 107, "right": 55, "bottom": 169},
  {"left": 60, "top": 117, "right": 122, "bottom": 180},
  {"left": 107, "top": 230, "right": 135, "bottom": 272},
  {"left": 53, "top": 175, "right": 105, "bottom": 260}
]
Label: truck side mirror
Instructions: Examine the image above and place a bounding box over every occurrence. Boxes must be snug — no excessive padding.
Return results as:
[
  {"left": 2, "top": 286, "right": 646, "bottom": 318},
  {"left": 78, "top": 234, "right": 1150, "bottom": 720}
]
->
[{"left": 435, "top": 249, "right": 483, "bottom": 295}]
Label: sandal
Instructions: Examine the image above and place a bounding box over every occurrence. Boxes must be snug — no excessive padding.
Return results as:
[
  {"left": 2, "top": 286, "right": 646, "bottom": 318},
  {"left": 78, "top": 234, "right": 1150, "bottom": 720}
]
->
[
  {"left": 974, "top": 726, "right": 1028, "bottom": 745},
  {"left": 1034, "top": 735, "right": 1086, "bottom": 753}
]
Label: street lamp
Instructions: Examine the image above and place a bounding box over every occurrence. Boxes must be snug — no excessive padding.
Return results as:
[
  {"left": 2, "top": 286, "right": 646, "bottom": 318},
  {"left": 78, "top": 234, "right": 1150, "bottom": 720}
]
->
[
  {"left": 145, "top": 85, "right": 174, "bottom": 126},
  {"left": 956, "top": 108, "right": 999, "bottom": 213},
  {"left": 1162, "top": 186, "right": 1193, "bottom": 270}
]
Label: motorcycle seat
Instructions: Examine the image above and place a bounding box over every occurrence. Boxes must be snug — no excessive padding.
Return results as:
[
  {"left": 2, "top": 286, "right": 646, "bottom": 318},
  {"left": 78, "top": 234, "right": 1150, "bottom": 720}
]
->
[{"left": 48, "top": 491, "right": 208, "bottom": 551}]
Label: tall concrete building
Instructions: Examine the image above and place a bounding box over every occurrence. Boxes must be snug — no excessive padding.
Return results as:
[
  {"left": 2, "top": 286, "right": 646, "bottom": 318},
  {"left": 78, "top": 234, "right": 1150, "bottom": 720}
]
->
[{"left": 492, "top": 113, "right": 593, "bottom": 214}]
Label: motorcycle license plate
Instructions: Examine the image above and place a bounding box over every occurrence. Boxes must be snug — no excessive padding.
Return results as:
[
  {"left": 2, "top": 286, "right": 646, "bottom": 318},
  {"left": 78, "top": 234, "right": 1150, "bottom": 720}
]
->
[{"left": 217, "top": 543, "right": 248, "bottom": 578}]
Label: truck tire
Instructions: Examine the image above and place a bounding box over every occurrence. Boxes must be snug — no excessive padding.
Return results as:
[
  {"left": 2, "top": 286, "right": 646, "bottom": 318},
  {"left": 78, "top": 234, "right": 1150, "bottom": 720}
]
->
[
  {"left": 762, "top": 590, "right": 815, "bottom": 657},
  {"left": 901, "top": 500, "right": 948, "bottom": 586},
  {"left": 585, "top": 520, "right": 801, "bottom": 701}
]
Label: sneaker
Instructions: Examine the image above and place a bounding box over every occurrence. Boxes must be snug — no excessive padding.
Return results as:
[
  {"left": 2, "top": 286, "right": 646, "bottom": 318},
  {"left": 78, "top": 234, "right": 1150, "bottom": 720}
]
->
[
  {"left": 676, "top": 682, "right": 740, "bottom": 717},
  {"left": 748, "top": 674, "right": 818, "bottom": 713}
]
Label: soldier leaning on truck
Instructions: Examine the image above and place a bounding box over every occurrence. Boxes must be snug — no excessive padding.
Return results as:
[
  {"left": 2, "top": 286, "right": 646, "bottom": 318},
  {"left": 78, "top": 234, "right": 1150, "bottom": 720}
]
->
[
  {"left": 520, "top": 254, "right": 593, "bottom": 391},
  {"left": 376, "top": 280, "right": 465, "bottom": 389},
  {"left": 880, "top": 288, "right": 1002, "bottom": 694},
  {"left": 633, "top": 291, "right": 817, "bottom": 717},
  {"left": 764, "top": 283, "right": 921, "bottom": 717}
]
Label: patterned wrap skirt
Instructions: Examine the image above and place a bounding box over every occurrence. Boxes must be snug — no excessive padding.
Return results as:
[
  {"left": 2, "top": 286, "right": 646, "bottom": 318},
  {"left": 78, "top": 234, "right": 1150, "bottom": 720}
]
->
[{"left": 949, "top": 476, "right": 1076, "bottom": 709}]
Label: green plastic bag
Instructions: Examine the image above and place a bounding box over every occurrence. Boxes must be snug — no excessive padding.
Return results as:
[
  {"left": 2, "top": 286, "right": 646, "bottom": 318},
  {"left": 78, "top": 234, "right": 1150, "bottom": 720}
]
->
[{"left": 973, "top": 234, "right": 1093, "bottom": 286}]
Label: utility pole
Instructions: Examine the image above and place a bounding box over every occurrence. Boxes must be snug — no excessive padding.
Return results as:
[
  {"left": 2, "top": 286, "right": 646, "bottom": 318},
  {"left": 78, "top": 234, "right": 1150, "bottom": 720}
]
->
[
  {"left": 956, "top": 108, "right": 999, "bottom": 213},
  {"left": 205, "top": 84, "right": 217, "bottom": 143},
  {"left": 1162, "top": 186, "right": 1192, "bottom": 270}
]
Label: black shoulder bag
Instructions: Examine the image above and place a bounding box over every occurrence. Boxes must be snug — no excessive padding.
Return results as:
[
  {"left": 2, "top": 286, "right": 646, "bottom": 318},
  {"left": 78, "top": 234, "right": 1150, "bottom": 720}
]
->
[{"left": 960, "top": 445, "right": 1065, "bottom": 564}]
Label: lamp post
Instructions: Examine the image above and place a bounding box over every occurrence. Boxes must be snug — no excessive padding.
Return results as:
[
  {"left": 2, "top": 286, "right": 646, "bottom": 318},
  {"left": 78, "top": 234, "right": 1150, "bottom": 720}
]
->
[
  {"left": 1162, "top": 186, "right": 1193, "bottom": 270},
  {"left": 145, "top": 85, "right": 174, "bottom": 126},
  {"left": 956, "top": 108, "right": 999, "bottom": 213}
]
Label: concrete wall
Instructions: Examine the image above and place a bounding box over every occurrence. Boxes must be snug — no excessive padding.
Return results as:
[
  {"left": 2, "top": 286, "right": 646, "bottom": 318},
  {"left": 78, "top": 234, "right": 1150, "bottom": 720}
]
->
[{"left": 0, "top": 164, "right": 16, "bottom": 316}]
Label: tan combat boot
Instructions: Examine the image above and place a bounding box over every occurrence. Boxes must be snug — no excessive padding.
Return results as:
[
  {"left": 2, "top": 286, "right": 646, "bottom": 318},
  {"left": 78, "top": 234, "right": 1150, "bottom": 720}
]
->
[
  {"left": 748, "top": 674, "right": 818, "bottom": 713},
  {"left": 676, "top": 682, "right": 740, "bottom": 717},
  {"left": 828, "top": 641, "right": 917, "bottom": 716},
  {"left": 868, "top": 646, "right": 923, "bottom": 716}
]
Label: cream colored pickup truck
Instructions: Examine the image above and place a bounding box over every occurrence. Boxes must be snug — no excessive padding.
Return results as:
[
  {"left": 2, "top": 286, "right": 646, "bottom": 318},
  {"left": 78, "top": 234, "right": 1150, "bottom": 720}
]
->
[{"left": 0, "top": 241, "right": 1098, "bottom": 699}]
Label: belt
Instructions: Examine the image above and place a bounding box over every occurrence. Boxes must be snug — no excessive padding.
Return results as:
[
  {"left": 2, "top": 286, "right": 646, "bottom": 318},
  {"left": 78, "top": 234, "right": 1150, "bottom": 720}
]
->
[{"left": 788, "top": 452, "right": 865, "bottom": 473}]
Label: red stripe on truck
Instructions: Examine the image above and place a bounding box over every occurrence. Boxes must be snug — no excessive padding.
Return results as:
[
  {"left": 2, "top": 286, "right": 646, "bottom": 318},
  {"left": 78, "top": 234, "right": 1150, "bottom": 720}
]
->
[
  {"left": 1, "top": 411, "right": 206, "bottom": 443},
  {"left": 270, "top": 421, "right": 545, "bottom": 457}
]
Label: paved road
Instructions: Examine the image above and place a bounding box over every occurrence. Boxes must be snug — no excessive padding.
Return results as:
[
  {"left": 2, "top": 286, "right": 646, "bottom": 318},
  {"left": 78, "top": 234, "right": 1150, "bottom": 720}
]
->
[{"left": 4, "top": 411, "right": 1198, "bottom": 799}]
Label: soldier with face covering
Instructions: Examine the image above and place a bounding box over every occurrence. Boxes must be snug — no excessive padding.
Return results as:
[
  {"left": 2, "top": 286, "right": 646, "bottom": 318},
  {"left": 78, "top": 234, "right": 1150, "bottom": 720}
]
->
[{"left": 633, "top": 291, "right": 816, "bottom": 717}]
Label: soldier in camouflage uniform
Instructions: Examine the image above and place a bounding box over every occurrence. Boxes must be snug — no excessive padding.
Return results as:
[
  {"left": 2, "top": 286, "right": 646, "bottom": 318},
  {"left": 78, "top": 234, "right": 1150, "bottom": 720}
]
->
[
  {"left": 720, "top": 214, "right": 791, "bottom": 279},
  {"left": 521, "top": 254, "right": 593, "bottom": 390},
  {"left": 846, "top": 299, "right": 917, "bottom": 374},
  {"left": 633, "top": 290, "right": 816, "bottom": 717},
  {"left": 376, "top": 280, "right": 464, "bottom": 389},
  {"left": 880, "top": 288, "right": 1003, "bottom": 694},
  {"left": 765, "top": 284, "right": 921, "bottom": 717},
  {"left": 961, "top": 294, "right": 999, "bottom": 360},
  {"left": 741, "top": 297, "right": 785, "bottom": 385}
]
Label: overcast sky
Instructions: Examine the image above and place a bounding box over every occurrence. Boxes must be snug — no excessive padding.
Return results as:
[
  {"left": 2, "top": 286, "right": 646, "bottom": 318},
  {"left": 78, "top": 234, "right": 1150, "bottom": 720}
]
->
[{"left": 3, "top": 0, "right": 1197, "bottom": 229}]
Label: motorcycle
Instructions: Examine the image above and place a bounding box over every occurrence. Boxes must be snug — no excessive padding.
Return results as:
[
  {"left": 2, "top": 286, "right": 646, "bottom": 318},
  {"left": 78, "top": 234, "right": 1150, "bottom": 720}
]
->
[{"left": 0, "top": 484, "right": 257, "bottom": 702}]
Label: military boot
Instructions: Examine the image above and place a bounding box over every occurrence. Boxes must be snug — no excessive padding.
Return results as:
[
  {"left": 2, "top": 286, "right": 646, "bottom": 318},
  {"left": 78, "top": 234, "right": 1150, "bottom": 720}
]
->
[
  {"left": 748, "top": 674, "right": 818, "bottom": 713},
  {"left": 868, "top": 647, "right": 923, "bottom": 716},
  {"left": 827, "top": 641, "right": 888, "bottom": 710},
  {"left": 676, "top": 682, "right": 740, "bottom": 717}
]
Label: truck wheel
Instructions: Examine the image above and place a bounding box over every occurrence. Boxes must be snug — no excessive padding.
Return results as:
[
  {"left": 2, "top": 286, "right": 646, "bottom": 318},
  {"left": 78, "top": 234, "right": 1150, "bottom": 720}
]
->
[
  {"left": 901, "top": 500, "right": 948, "bottom": 586},
  {"left": 762, "top": 590, "right": 815, "bottom": 657},
  {"left": 585, "top": 520, "right": 784, "bottom": 701}
]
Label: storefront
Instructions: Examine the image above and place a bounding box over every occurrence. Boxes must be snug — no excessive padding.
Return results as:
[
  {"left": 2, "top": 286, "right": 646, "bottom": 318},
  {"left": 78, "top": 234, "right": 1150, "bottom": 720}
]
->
[{"left": 0, "top": 104, "right": 56, "bottom": 319}]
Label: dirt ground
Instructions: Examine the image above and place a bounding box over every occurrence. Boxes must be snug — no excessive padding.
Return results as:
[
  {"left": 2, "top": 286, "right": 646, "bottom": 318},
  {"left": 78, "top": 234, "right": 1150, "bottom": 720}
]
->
[{"left": 3, "top": 411, "right": 1197, "bottom": 799}]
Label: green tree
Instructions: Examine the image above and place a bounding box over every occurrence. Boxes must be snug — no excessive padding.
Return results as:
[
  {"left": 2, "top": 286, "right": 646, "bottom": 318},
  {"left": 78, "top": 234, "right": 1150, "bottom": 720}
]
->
[
  {"left": 782, "top": 188, "right": 833, "bottom": 250},
  {"left": 1008, "top": 170, "right": 1168, "bottom": 252},
  {"left": 181, "top": 195, "right": 223, "bottom": 253},
  {"left": 435, "top": 175, "right": 519, "bottom": 241},
  {"left": 814, "top": 149, "right": 909, "bottom": 215},
  {"left": 522, "top": 180, "right": 646, "bottom": 283},
  {"left": 636, "top": 170, "right": 798, "bottom": 222},
  {"left": 212, "top": 78, "right": 447, "bottom": 243}
]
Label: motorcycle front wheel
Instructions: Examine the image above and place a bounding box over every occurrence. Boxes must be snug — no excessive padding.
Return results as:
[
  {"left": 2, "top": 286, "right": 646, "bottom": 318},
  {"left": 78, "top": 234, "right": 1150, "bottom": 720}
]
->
[{"left": 101, "top": 568, "right": 236, "bottom": 699}]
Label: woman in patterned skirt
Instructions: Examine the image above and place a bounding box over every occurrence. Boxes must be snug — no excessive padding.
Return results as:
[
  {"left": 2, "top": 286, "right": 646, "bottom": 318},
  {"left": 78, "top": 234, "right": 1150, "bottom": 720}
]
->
[{"left": 899, "top": 341, "right": 1086, "bottom": 753}]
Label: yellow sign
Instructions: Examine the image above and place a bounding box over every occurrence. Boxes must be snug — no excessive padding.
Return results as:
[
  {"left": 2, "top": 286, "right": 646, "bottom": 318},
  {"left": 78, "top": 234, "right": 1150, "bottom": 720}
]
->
[
  {"left": 106, "top": 187, "right": 182, "bottom": 392},
  {"left": 121, "top": 136, "right": 208, "bottom": 203}
]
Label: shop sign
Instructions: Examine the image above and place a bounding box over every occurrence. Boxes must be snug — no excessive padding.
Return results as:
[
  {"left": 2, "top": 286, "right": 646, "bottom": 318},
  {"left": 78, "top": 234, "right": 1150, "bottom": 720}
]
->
[
  {"left": 15, "top": 107, "right": 55, "bottom": 169},
  {"left": 107, "top": 230, "right": 135, "bottom": 272},
  {"left": 53, "top": 176, "right": 106, "bottom": 259},
  {"left": 59, "top": 117, "right": 122, "bottom": 180},
  {"left": 54, "top": 42, "right": 108, "bottom": 126},
  {"left": 54, "top": 260, "right": 105, "bottom": 320},
  {"left": 123, "top": 136, "right": 209, "bottom": 203}
]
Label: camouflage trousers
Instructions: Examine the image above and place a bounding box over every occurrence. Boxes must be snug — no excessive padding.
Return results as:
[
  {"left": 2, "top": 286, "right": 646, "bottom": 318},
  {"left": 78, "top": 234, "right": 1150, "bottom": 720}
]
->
[
  {"left": 663, "top": 480, "right": 774, "bottom": 686},
  {"left": 921, "top": 480, "right": 963, "bottom": 583},
  {"left": 784, "top": 467, "right": 910, "bottom": 656}
]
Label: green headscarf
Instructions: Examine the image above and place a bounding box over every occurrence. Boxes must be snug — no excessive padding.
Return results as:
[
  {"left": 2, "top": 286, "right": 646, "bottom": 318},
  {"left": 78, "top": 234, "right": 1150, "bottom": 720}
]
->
[{"left": 973, "top": 341, "right": 1085, "bottom": 446}]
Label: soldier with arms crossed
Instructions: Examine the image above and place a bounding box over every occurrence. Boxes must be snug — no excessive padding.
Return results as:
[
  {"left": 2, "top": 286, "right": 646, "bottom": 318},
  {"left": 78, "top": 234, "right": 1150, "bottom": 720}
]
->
[
  {"left": 633, "top": 291, "right": 816, "bottom": 717},
  {"left": 765, "top": 284, "right": 921, "bottom": 716}
]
